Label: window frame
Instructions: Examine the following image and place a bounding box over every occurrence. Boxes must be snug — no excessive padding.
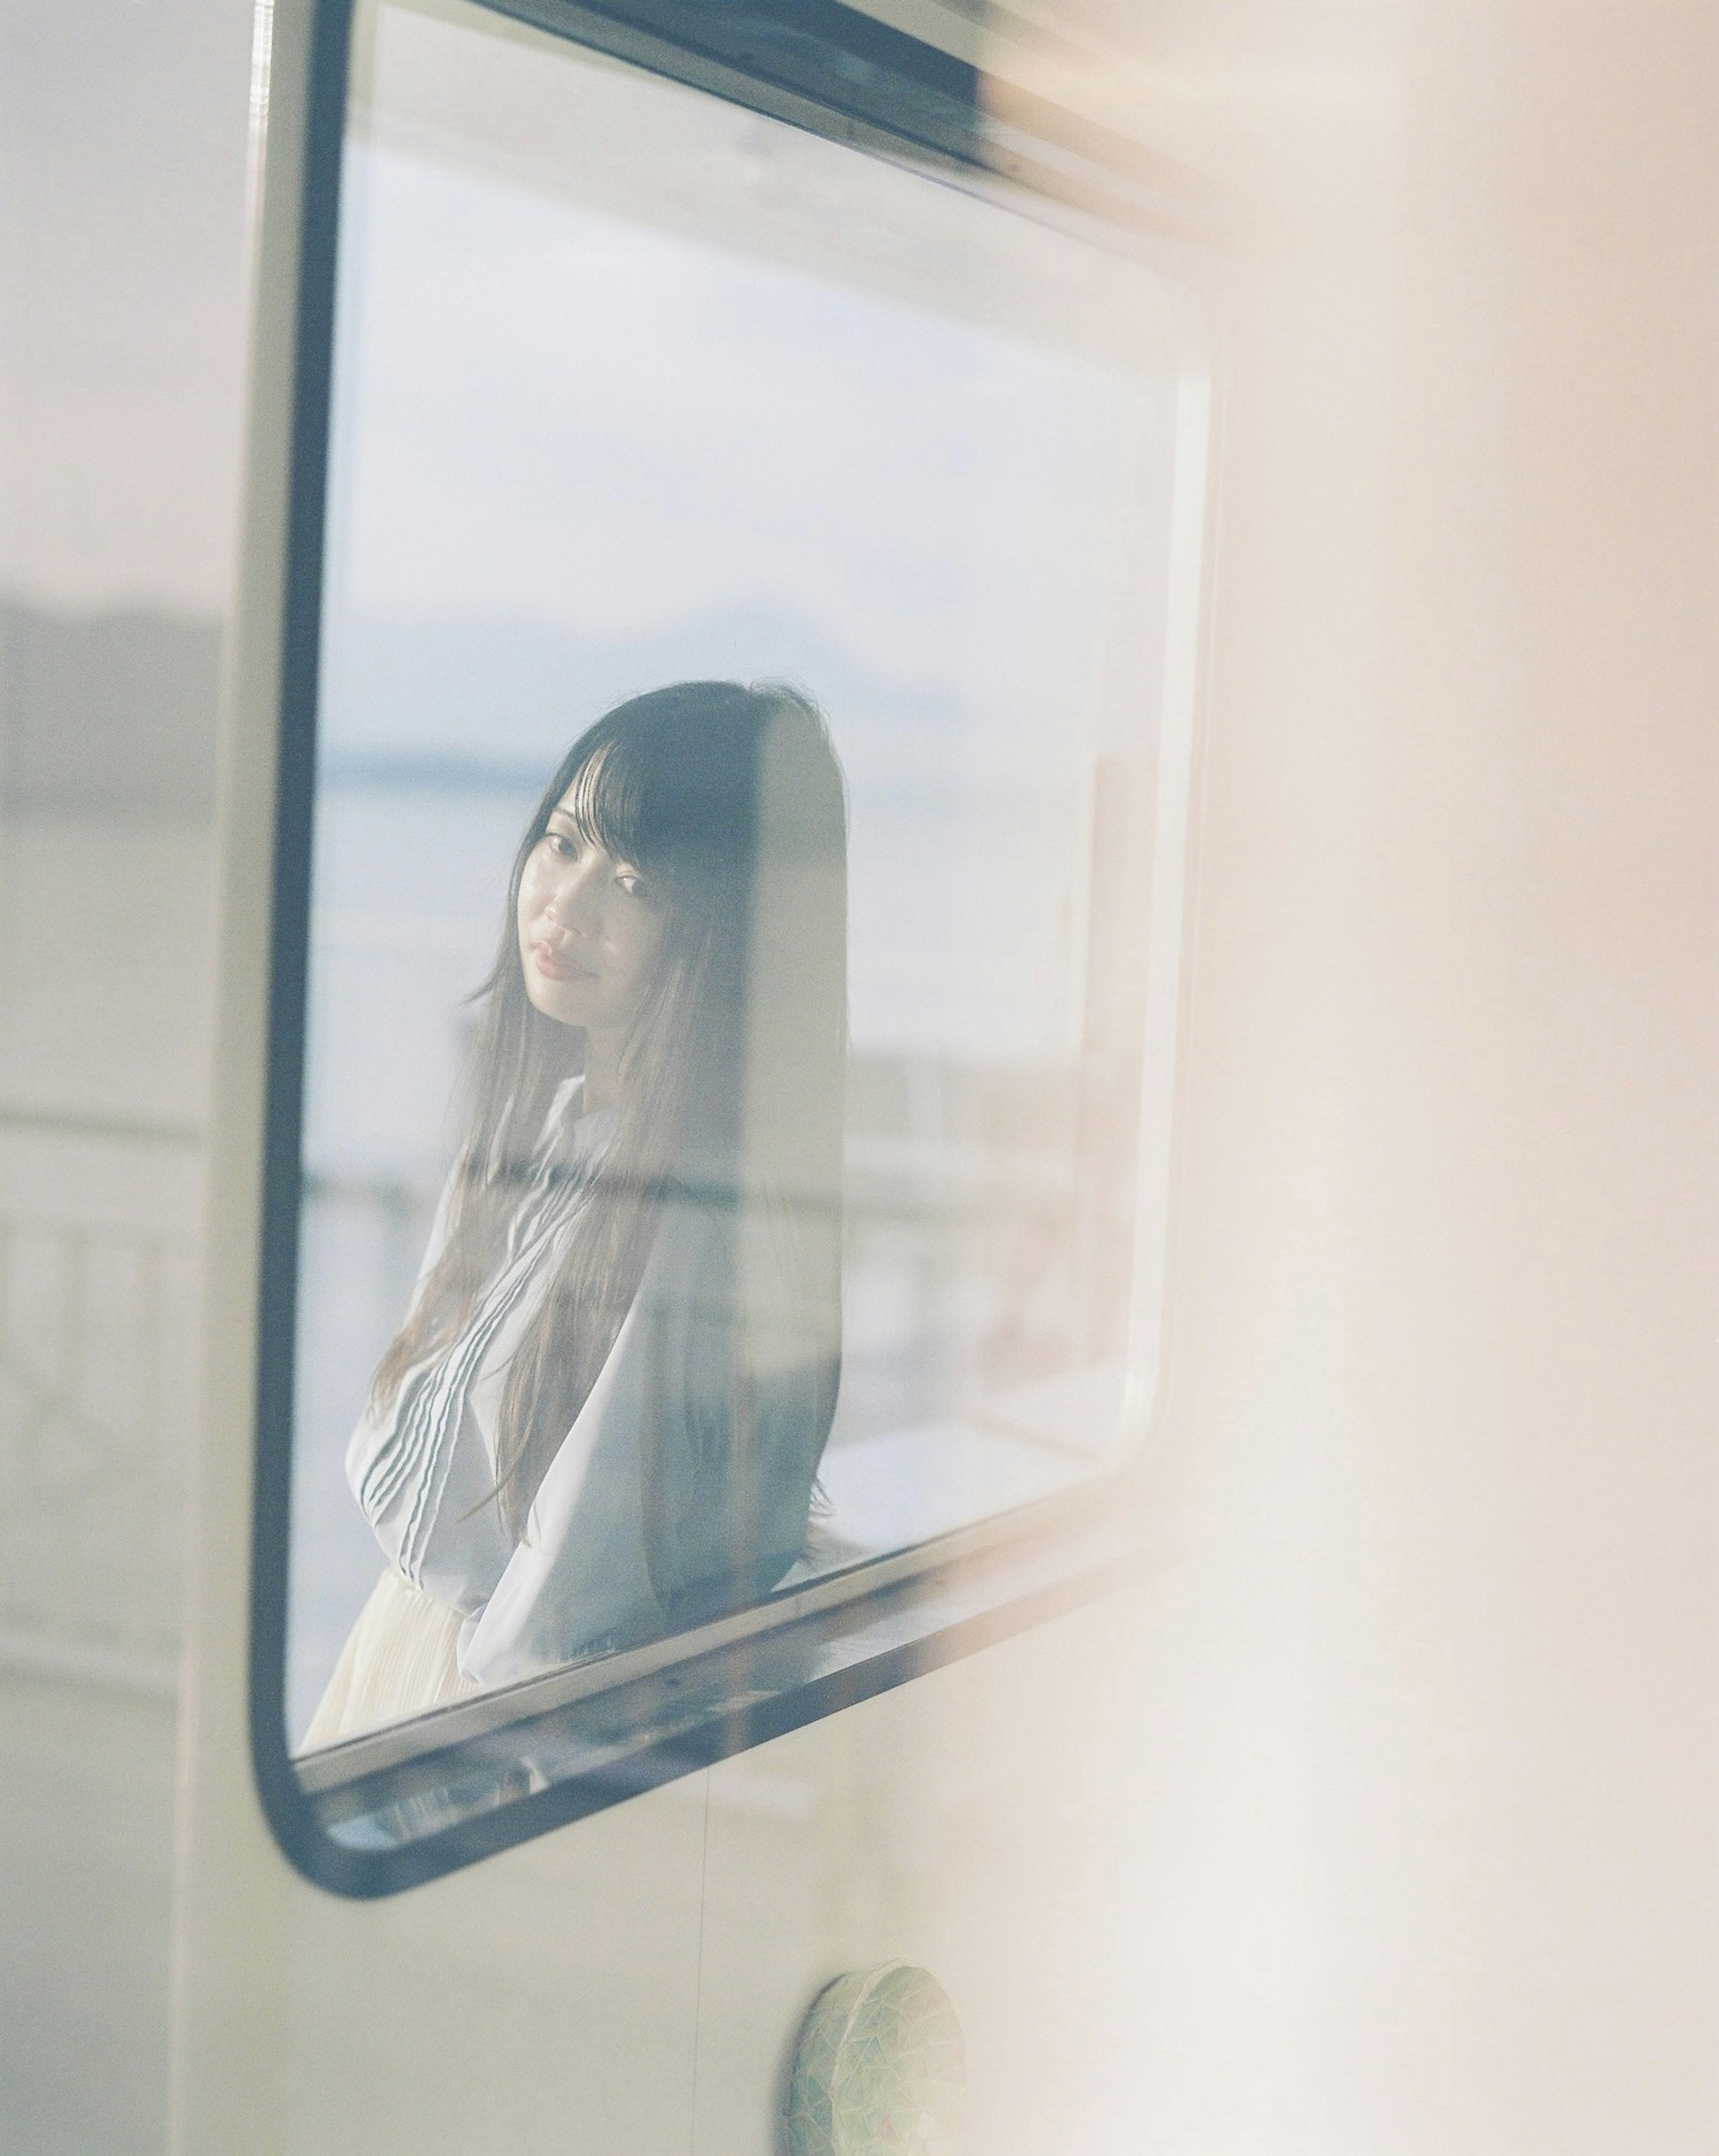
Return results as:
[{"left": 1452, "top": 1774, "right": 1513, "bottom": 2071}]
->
[{"left": 247, "top": 0, "right": 1219, "bottom": 1899}]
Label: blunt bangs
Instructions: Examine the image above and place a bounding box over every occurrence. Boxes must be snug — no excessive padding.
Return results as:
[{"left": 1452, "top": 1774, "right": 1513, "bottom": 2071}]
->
[
  {"left": 533, "top": 680, "right": 833, "bottom": 907},
  {"left": 556, "top": 736, "right": 648, "bottom": 866}
]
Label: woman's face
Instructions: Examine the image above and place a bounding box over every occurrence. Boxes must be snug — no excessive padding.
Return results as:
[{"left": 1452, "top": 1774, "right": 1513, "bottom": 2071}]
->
[{"left": 517, "top": 789, "right": 667, "bottom": 1035}]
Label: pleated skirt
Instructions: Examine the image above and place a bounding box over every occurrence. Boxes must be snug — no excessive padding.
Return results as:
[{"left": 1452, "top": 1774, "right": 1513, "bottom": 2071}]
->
[{"left": 300, "top": 1566, "right": 484, "bottom": 1750}]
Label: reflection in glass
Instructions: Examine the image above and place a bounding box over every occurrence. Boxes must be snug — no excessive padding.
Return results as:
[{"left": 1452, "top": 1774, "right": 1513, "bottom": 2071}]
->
[{"left": 287, "top": 0, "right": 1202, "bottom": 1749}]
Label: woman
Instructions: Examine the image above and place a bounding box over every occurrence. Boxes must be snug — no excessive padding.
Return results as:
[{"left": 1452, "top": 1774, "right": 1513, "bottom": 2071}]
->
[{"left": 304, "top": 680, "right": 847, "bottom": 1747}]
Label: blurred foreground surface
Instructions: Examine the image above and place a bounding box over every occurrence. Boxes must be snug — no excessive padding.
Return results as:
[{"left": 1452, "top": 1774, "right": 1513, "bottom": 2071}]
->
[
  {"left": 0, "top": 1673, "right": 177, "bottom": 2156},
  {"left": 0, "top": 0, "right": 248, "bottom": 2147}
]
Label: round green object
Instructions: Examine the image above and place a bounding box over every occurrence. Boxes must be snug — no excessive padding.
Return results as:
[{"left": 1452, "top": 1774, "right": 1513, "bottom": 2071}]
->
[{"left": 783, "top": 1961, "right": 966, "bottom": 2156}]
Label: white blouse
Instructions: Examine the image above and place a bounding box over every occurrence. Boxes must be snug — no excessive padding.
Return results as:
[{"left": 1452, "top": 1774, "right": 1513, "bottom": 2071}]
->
[{"left": 344, "top": 1077, "right": 831, "bottom": 1688}]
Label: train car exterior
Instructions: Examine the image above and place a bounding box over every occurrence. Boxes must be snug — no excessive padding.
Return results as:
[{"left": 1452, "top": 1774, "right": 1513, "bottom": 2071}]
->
[{"left": 1, "top": 3, "right": 1713, "bottom": 2154}]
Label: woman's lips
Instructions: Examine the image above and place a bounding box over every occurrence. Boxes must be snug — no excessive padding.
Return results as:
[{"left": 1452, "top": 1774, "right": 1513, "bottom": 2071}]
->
[{"left": 530, "top": 940, "right": 595, "bottom": 983}]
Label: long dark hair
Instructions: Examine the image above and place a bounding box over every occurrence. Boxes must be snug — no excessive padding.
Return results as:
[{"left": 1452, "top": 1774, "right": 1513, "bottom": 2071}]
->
[{"left": 370, "top": 680, "right": 847, "bottom": 1560}]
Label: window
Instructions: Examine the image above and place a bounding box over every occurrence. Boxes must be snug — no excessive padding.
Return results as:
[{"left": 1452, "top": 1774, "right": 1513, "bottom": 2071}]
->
[{"left": 251, "top": 0, "right": 1211, "bottom": 1893}]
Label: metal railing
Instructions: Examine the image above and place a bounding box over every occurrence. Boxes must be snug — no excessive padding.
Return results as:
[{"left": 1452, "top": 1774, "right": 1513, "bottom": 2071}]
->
[{"left": 0, "top": 1108, "right": 201, "bottom": 1693}]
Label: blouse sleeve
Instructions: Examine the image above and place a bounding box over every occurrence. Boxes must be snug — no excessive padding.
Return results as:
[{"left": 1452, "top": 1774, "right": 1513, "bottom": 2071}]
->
[
  {"left": 342, "top": 1160, "right": 459, "bottom": 1540},
  {"left": 458, "top": 1187, "right": 837, "bottom": 1686},
  {"left": 342, "top": 1160, "right": 515, "bottom": 1615}
]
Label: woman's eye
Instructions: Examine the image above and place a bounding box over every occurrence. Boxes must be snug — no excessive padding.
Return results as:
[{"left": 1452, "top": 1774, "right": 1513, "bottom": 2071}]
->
[
  {"left": 547, "top": 832, "right": 577, "bottom": 860},
  {"left": 616, "top": 871, "right": 645, "bottom": 898}
]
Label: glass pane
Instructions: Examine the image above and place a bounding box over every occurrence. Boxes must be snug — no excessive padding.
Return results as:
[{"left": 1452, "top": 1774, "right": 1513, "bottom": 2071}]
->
[{"left": 286, "top": 0, "right": 1204, "bottom": 1753}]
